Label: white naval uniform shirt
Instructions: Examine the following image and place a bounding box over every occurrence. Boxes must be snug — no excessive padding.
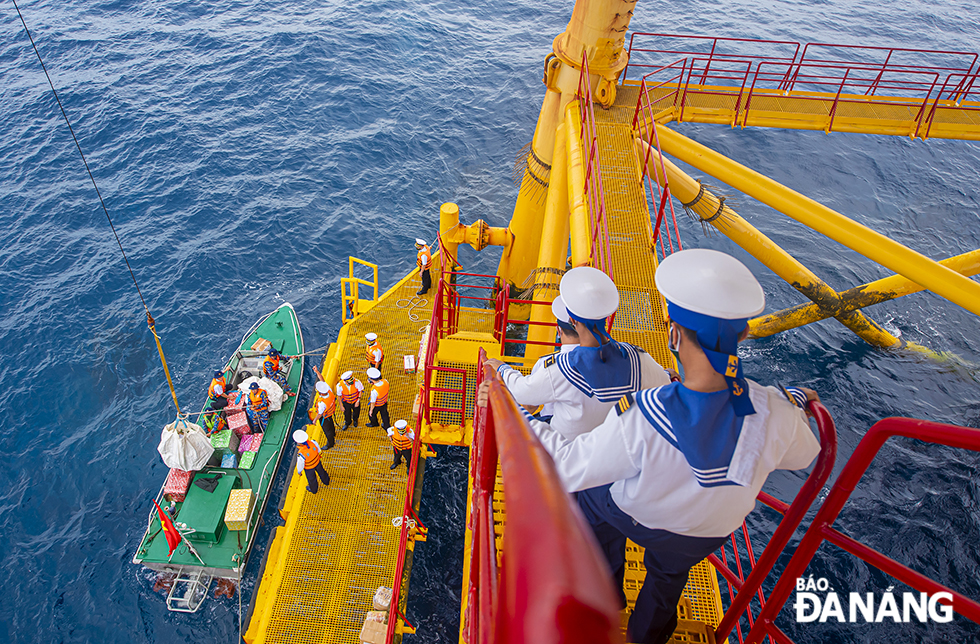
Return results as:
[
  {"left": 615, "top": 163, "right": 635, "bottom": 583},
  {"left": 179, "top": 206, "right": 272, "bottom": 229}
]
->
[
  {"left": 526, "top": 380, "right": 820, "bottom": 538},
  {"left": 497, "top": 348, "right": 671, "bottom": 440},
  {"left": 527, "top": 344, "right": 577, "bottom": 418}
]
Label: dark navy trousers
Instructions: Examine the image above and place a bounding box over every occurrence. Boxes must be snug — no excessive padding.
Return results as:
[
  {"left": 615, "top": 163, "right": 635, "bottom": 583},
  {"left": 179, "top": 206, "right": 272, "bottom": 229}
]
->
[{"left": 577, "top": 485, "right": 728, "bottom": 644}]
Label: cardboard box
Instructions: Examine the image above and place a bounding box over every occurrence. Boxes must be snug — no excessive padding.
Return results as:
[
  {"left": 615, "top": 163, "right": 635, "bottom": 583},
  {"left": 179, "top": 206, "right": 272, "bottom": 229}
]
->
[
  {"left": 211, "top": 429, "right": 240, "bottom": 454},
  {"left": 228, "top": 410, "right": 250, "bottom": 436},
  {"left": 365, "top": 610, "right": 387, "bottom": 623},
  {"left": 164, "top": 468, "right": 194, "bottom": 503},
  {"left": 221, "top": 453, "right": 238, "bottom": 469},
  {"left": 358, "top": 618, "right": 387, "bottom": 644},
  {"left": 250, "top": 338, "right": 272, "bottom": 352},
  {"left": 224, "top": 488, "right": 254, "bottom": 531},
  {"left": 238, "top": 451, "right": 256, "bottom": 470}
]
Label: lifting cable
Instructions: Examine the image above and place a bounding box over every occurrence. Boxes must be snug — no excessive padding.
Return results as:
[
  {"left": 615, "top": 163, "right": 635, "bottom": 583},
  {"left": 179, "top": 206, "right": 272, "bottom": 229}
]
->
[{"left": 13, "top": 0, "right": 182, "bottom": 414}]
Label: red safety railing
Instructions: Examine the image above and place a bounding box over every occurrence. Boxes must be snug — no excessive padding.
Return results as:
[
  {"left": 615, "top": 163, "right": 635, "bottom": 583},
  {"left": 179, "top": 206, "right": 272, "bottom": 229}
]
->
[
  {"left": 626, "top": 34, "right": 980, "bottom": 138},
  {"left": 707, "top": 401, "right": 837, "bottom": 643},
  {"left": 463, "top": 349, "right": 625, "bottom": 644},
  {"left": 632, "top": 70, "right": 684, "bottom": 259},
  {"left": 577, "top": 52, "right": 614, "bottom": 279},
  {"left": 494, "top": 289, "right": 562, "bottom": 357},
  {"left": 734, "top": 417, "right": 980, "bottom": 644}
]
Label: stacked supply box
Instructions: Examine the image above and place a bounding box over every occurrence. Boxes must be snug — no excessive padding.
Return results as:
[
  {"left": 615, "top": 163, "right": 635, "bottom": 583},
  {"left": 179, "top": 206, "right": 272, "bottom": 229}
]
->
[
  {"left": 224, "top": 488, "right": 254, "bottom": 531},
  {"left": 164, "top": 468, "right": 194, "bottom": 503},
  {"left": 211, "top": 429, "right": 240, "bottom": 456}
]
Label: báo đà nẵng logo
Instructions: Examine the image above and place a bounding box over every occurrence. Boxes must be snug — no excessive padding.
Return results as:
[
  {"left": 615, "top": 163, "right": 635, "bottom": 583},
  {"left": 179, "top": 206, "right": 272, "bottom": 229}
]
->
[{"left": 794, "top": 577, "right": 953, "bottom": 623}]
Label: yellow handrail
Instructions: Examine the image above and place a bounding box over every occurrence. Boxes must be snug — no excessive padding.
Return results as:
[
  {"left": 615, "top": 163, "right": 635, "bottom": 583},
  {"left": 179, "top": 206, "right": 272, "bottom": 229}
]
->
[
  {"left": 654, "top": 125, "right": 980, "bottom": 317},
  {"left": 341, "top": 257, "right": 379, "bottom": 323}
]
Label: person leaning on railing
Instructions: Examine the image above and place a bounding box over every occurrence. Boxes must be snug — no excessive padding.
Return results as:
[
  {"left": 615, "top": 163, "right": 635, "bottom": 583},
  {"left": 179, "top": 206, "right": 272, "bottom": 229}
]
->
[
  {"left": 484, "top": 267, "right": 673, "bottom": 442},
  {"left": 478, "top": 249, "right": 821, "bottom": 644},
  {"left": 520, "top": 295, "right": 580, "bottom": 422}
]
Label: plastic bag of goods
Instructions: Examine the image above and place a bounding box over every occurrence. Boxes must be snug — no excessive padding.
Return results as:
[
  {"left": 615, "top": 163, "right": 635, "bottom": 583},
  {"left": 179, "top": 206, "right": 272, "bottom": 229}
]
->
[
  {"left": 158, "top": 416, "right": 215, "bottom": 471},
  {"left": 372, "top": 586, "right": 392, "bottom": 611},
  {"left": 237, "top": 376, "right": 284, "bottom": 411}
]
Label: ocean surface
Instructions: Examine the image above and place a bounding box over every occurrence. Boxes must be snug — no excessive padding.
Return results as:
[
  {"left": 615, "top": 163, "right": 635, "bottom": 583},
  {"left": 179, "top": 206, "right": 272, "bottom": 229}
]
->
[{"left": 1, "top": 0, "right": 979, "bottom": 642}]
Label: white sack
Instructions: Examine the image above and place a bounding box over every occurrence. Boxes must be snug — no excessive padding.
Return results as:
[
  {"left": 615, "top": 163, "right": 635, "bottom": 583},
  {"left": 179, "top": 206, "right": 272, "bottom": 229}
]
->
[
  {"left": 238, "top": 376, "right": 284, "bottom": 412},
  {"left": 158, "top": 416, "right": 214, "bottom": 471}
]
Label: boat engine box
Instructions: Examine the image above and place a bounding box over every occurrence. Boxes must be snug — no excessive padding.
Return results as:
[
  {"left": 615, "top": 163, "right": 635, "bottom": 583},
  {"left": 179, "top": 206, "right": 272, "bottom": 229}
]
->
[
  {"left": 224, "top": 488, "right": 254, "bottom": 531},
  {"left": 180, "top": 472, "right": 240, "bottom": 543}
]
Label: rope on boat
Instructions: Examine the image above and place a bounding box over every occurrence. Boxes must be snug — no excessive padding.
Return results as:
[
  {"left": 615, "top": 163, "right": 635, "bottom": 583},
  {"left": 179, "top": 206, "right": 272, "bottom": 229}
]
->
[{"left": 13, "top": 0, "right": 182, "bottom": 414}]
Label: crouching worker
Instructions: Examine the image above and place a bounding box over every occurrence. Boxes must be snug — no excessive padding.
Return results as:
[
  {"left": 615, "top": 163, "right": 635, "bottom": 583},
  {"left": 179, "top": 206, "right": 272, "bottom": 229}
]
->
[
  {"left": 477, "top": 249, "right": 821, "bottom": 644},
  {"left": 293, "top": 427, "right": 330, "bottom": 494}
]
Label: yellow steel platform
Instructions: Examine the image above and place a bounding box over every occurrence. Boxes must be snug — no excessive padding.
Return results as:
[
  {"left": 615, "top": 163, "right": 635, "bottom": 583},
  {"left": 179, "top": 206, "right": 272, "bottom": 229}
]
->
[
  {"left": 633, "top": 81, "right": 980, "bottom": 140},
  {"left": 246, "top": 267, "right": 435, "bottom": 644}
]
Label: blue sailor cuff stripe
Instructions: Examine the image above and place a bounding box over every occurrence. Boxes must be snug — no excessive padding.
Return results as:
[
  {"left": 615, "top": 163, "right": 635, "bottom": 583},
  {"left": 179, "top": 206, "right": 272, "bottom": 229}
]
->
[{"left": 784, "top": 386, "right": 808, "bottom": 409}]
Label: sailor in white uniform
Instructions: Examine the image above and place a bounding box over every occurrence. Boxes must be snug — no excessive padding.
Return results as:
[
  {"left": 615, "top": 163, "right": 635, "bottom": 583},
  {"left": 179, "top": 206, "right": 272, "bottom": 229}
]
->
[
  {"left": 485, "top": 267, "right": 671, "bottom": 440},
  {"left": 484, "top": 249, "right": 821, "bottom": 644},
  {"left": 522, "top": 296, "right": 579, "bottom": 422}
]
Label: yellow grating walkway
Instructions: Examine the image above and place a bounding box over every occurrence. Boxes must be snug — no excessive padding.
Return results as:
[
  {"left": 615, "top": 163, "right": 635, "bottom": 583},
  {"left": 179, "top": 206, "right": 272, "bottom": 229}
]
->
[
  {"left": 594, "top": 86, "right": 724, "bottom": 644},
  {"left": 635, "top": 82, "right": 980, "bottom": 140},
  {"left": 246, "top": 269, "right": 435, "bottom": 644}
]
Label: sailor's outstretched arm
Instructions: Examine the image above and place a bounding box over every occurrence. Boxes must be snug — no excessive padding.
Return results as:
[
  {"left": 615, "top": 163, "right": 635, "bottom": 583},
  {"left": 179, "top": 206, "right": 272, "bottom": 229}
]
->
[{"left": 484, "top": 358, "right": 555, "bottom": 406}]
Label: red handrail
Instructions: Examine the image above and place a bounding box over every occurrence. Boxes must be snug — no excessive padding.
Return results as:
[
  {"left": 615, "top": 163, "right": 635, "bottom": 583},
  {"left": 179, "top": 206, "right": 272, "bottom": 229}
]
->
[
  {"left": 708, "top": 401, "right": 837, "bottom": 642},
  {"left": 740, "top": 417, "right": 980, "bottom": 643},
  {"left": 463, "top": 349, "right": 626, "bottom": 644}
]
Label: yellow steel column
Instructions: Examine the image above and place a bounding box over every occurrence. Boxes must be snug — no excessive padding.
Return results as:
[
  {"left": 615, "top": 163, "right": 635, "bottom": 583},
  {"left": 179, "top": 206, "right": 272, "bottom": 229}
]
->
[
  {"left": 751, "top": 248, "right": 980, "bottom": 337},
  {"left": 525, "top": 123, "right": 571, "bottom": 364},
  {"left": 497, "top": 0, "right": 637, "bottom": 289},
  {"left": 635, "top": 139, "right": 900, "bottom": 348},
  {"left": 566, "top": 102, "right": 592, "bottom": 268},
  {"left": 654, "top": 125, "right": 980, "bottom": 317}
]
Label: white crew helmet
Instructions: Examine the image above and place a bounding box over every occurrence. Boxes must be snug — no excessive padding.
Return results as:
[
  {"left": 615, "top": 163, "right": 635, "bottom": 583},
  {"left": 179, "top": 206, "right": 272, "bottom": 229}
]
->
[
  {"left": 315, "top": 381, "right": 329, "bottom": 394},
  {"left": 341, "top": 370, "right": 354, "bottom": 381},
  {"left": 394, "top": 419, "right": 408, "bottom": 432},
  {"left": 415, "top": 238, "right": 427, "bottom": 246},
  {"left": 365, "top": 332, "right": 378, "bottom": 342},
  {"left": 559, "top": 267, "right": 620, "bottom": 320},
  {"left": 292, "top": 429, "right": 308, "bottom": 443},
  {"left": 654, "top": 249, "right": 765, "bottom": 319},
  {"left": 366, "top": 368, "right": 381, "bottom": 380}
]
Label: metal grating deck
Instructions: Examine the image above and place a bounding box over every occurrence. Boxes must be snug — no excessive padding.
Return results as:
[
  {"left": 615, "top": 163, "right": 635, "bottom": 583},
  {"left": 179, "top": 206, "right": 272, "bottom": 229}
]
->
[{"left": 246, "top": 271, "right": 434, "bottom": 644}]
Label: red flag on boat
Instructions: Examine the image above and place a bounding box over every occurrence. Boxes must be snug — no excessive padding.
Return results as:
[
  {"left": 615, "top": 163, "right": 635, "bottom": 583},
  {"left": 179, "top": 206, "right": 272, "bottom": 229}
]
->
[{"left": 154, "top": 500, "right": 181, "bottom": 557}]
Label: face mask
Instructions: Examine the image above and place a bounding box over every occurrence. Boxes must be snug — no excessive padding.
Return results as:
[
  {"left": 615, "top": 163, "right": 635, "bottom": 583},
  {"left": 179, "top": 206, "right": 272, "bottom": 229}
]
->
[{"left": 667, "top": 325, "right": 680, "bottom": 359}]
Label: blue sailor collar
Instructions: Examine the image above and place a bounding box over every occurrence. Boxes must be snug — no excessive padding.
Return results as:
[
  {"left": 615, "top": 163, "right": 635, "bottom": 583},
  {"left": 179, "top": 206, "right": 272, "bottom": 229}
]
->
[
  {"left": 556, "top": 342, "right": 644, "bottom": 402},
  {"left": 635, "top": 382, "right": 749, "bottom": 488}
]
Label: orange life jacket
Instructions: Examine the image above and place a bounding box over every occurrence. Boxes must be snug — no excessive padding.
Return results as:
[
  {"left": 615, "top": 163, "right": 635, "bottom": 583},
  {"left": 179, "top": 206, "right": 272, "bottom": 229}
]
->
[
  {"left": 308, "top": 389, "right": 337, "bottom": 421},
  {"left": 339, "top": 380, "right": 361, "bottom": 404},
  {"left": 209, "top": 376, "right": 226, "bottom": 398},
  {"left": 296, "top": 441, "right": 321, "bottom": 469},
  {"left": 366, "top": 341, "right": 384, "bottom": 366},
  {"left": 249, "top": 389, "right": 268, "bottom": 409},
  {"left": 416, "top": 245, "right": 431, "bottom": 270},
  {"left": 263, "top": 354, "right": 280, "bottom": 374},
  {"left": 371, "top": 380, "right": 390, "bottom": 406},
  {"left": 390, "top": 430, "right": 413, "bottom": 451}
]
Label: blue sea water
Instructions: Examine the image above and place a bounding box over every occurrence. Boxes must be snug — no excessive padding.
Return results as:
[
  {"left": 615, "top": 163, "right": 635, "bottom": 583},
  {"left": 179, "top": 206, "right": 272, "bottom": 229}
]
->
[{"left": 1, "top": 0, "right": 979, "bottom": 642}]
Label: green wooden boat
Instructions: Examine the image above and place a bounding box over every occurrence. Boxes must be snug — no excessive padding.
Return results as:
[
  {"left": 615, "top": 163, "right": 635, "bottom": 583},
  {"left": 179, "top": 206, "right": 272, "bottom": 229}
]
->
[{"left": 133, "top": 302, "right": 304, "bottom": 612}]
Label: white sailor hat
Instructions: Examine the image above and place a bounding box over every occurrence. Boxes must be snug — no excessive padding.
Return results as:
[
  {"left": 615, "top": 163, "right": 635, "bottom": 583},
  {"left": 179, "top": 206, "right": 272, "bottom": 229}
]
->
[
  {"left": 415, "top": 238, "right": 427, "bottom": 246},
  {"left": 654, "top": 249, "right": 765, "bottom": 319},
  {"left": 559, "top": 267, "right": 620, "bottom": 321},
  {"left": 366, "top": 367, "right": 381, "bottom": 380},
  {"left": 365, "top": 332, "right": 378, "bottom": 342},
  {"left": 341, "top": 370, "right": 354, "bottom": 381},
  {"left": 292, "top": 429, "right": 308, "bottom": 443},
  {"left": 551, "top": 295, "right": 571, "bottom": 324},
  {"left": 394, "top": 419, "right": 408, "bottom": 430},
  {"left": 315, "top": 381, "right": 329, "bottom": 394}
]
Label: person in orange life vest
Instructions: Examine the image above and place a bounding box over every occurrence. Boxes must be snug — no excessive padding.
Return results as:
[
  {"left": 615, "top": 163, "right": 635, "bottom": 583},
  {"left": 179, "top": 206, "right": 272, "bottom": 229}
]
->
[
  {"left": 263, "top": 347, "right": 295, "bottom": 394},
  {"left": 293, "top": 428, "right": 330, "bottom": 494},
  {"left": 336, "top": 370, "right": 364, "bottom": 430},
  {"left": 208, "top": 369, "right": 231, "bottom": 407},
  {"left": 364, "top": 368, "right": 390, "bottom": 429},
  {"left": 387, "top": 419, "right": 415, "bottom": 470},
  {"left": 307, "top": 380, "right": 337, "bottom": 449},
  {"left": 365, "top": 332, "right": 384, "bottom": 371},
  {"left": 246, "top": 382, "right": 270, "bottom": 432},
  {"left": 415, "top": 238, "right": 432, "bottom": 296}
]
